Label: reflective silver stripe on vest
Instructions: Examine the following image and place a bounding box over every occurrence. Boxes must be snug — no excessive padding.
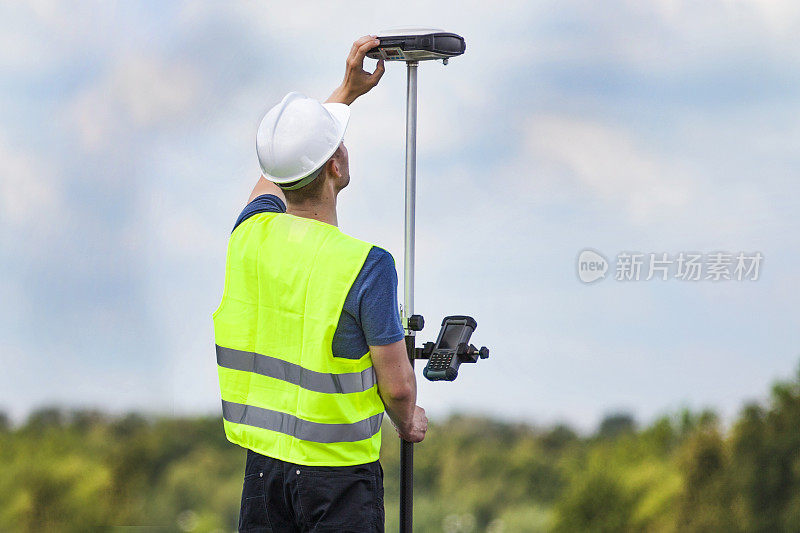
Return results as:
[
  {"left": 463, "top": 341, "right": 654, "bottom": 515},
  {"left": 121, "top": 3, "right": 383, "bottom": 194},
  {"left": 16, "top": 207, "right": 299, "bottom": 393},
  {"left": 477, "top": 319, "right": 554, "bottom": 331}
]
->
[
  {"left": 222, "top": 400, "right": 383, "bottom": 443},
  {"left": 216, "top": 345, "right": 376, "bottom": 394}
]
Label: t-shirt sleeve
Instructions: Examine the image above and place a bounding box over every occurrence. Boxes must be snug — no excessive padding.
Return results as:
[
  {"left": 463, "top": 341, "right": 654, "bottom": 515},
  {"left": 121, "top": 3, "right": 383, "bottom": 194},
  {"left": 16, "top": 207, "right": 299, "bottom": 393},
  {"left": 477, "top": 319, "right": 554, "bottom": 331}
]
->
[
  {"left": 232, "top": 194, "right": 286, "bottom": 232},
  {"left": 357, "top": 247, "right": 405, "bottom": 346}
]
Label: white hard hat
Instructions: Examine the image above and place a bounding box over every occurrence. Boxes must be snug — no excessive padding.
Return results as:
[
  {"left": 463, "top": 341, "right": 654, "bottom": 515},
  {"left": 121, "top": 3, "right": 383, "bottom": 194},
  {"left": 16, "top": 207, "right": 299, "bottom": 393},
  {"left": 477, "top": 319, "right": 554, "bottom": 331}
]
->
[{"left": 256, "top": 92, "right": 350, "bottom": 189}]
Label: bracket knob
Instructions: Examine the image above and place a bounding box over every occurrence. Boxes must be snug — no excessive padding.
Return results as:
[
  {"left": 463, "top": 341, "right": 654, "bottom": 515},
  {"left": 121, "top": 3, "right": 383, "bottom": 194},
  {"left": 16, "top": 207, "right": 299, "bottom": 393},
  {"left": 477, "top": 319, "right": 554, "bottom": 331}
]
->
[{"left": 408, "top": 314, "right": 425, "bottom": 332}]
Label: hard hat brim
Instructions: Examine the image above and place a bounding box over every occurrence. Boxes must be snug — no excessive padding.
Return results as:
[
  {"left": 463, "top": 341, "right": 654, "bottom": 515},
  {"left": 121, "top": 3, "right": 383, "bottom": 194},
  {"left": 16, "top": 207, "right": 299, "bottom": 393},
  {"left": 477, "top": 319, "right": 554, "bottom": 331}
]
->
[
  {"left": 316, "top": 101, "right": 350, "bottom": 171},
  {"left": 323, "top": 102, "right": 350, "bottom": 144},
  {"left": 260, "top": 99, "right": 351, "bottom": 185}
]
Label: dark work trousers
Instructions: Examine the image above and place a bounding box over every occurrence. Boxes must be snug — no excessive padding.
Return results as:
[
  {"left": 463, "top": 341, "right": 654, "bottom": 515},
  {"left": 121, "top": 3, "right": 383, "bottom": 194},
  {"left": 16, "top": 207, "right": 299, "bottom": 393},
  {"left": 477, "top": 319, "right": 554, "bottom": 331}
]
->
[{"left": 238, "top": 448, "right": 385, "bottom": 533}]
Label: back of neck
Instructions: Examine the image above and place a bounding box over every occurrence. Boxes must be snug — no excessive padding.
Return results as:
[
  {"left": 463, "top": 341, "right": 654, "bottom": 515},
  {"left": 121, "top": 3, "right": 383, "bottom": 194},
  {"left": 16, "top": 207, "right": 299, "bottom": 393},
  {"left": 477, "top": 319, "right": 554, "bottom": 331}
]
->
[{"left": 286, "top": 200, "right": 338, "bottom": 227}]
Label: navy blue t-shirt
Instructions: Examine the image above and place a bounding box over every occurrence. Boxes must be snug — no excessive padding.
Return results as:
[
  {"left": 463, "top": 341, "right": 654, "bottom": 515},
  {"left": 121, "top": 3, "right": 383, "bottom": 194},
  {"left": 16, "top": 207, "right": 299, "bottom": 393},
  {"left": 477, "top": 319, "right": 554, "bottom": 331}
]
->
[{"left": 233, "top": 195, "right": 404, "bottom": 358}]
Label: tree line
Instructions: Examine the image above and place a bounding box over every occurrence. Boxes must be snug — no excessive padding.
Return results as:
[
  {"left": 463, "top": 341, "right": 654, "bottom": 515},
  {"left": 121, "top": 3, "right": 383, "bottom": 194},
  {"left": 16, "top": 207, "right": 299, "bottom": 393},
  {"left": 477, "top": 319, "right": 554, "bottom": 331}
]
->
[{"left": 3, "top": 366, "right": 800, "bottom": 532}]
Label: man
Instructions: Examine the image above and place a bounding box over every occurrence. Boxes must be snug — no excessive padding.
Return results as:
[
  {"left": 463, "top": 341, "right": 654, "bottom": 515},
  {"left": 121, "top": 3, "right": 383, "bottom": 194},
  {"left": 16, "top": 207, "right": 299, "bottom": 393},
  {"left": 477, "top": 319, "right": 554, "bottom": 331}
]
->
[{"left": 213, "top": 36, "right": 428, "bottom": 532}]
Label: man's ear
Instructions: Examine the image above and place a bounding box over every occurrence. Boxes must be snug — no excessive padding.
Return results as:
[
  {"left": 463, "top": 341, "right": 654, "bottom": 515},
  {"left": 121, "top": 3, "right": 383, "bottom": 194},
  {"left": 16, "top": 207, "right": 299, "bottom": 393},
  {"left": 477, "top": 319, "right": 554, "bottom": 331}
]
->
[{"left": 328, "top": 157, "right": 341, "bottom": 178}]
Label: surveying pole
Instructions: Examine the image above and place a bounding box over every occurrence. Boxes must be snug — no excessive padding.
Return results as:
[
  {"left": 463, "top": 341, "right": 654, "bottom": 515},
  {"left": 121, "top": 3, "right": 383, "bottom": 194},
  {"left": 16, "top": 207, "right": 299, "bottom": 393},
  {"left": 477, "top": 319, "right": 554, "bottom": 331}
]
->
[
  {"left": 401, "top": 57, "right": 418, "bottom": 533},
  {"left": 368, "top": 29, "right": 489, "bottom": 533}
]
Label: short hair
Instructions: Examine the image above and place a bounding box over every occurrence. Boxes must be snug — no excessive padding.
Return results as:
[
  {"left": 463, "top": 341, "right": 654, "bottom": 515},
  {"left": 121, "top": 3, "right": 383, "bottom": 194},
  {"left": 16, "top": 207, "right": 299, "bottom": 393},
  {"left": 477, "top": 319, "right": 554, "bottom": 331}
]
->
[
  {"left": 280, "top": 145, "right": 342, "bottom": 204},
  {"left": 280, "top": 163, "right": 326, "bottom": 203}
]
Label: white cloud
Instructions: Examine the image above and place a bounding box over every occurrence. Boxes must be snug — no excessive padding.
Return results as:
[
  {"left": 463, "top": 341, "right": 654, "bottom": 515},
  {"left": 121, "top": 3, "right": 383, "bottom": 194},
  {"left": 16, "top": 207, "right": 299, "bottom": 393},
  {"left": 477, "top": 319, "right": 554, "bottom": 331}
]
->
[
  {"left": 518, "top": 114, "right": 695, "bottom": 223},
  {"left": 0, "top": 134, "right": 61, "bottom": 230},
  {"left": 0, "top": 2, "right": 117, "bottom": 71},
  {"left": 647, "top": 0, "right": 800, "bottom": 33},
  {"left": 155, "top": 205, "right": 220, "bottom": 258},
  {"left": 66, "top": 55, "right": 202, "bottom": 151}
]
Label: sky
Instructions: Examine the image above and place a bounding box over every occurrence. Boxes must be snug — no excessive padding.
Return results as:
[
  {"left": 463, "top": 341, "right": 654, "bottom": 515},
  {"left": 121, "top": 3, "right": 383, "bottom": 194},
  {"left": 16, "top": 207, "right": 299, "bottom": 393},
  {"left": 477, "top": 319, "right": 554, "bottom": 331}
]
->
[{"left": 1, "top": 0, "right": 799, "bottom": 431}]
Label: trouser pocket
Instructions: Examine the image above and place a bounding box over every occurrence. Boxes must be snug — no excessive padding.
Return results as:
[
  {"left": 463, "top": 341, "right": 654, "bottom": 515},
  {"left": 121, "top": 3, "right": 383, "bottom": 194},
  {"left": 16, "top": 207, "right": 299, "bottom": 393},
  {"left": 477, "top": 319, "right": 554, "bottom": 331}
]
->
[
  {"left": 295, "top": 466, "right": 378, "bottom": 532},
  {"left": 239, "top": 472, "right": 270, "bottom": 532},
  {"left": 239, "top": 451, "right": 272, "bottom": 532}
]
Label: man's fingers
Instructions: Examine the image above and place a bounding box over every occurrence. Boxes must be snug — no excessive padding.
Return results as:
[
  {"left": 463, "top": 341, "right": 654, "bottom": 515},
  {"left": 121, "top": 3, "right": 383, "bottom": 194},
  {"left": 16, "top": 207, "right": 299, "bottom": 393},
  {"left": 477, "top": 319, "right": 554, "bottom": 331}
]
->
[
  {"left": 369, "top": 59, "right": 385, "bottom": 85},
  {"left": 349, "top": 35, "right": 378, "bottom": 66},
  {"left": 354, "top": 39, "right": 379, "bottom": 67},
  {"left": 349, "top": 35, "right": 373, "bottom": 57},
  {"left": 339, "top": 35, "right": 384, "bottom": 101},
  {"left": 355, "top": 35, "right": 375, "bottom": 47}
]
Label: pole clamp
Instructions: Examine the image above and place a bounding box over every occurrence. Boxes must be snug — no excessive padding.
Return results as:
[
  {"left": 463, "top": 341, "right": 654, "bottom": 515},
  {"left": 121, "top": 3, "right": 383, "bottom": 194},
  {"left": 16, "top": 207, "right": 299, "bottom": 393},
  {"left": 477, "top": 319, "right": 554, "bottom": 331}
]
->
[{"left": 407, "top": 314, "right": 425, "bottom": 332}]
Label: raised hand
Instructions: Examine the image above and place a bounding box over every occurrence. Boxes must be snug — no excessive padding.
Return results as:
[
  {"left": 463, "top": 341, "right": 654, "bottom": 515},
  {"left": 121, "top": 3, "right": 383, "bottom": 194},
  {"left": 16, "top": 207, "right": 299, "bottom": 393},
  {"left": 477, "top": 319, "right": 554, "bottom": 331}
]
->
[{"left": 326, "top": 35, "right": 386, "bottom": 105}]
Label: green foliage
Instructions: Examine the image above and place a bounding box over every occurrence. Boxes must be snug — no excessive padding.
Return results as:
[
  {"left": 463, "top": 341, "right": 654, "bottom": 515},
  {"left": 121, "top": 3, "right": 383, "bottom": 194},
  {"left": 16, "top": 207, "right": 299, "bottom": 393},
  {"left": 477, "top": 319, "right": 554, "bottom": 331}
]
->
[
  {"left": 5, "top": 365, "right": 800, "bottom": 531},
  {"left": 597, "top": 413, "right": 637, "bottom": 440},
  {"left": 553, "top": 471, "right": 637, "bottom": 533}
]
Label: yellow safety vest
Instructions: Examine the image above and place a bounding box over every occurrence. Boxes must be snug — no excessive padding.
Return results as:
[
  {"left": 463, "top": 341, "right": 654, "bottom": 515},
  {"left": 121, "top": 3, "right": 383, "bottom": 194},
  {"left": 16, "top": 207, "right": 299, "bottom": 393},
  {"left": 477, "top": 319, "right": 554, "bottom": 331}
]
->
[{"left": 213, "top": 212, "right": 385, "bottom": 466}]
